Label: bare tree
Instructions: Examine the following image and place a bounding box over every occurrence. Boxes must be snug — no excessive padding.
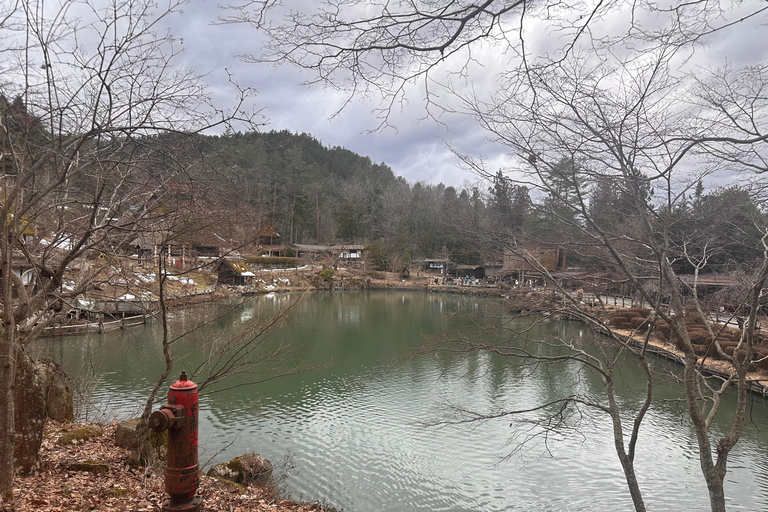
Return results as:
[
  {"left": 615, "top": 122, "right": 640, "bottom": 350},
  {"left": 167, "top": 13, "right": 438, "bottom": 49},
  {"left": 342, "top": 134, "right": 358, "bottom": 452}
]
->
[
  {"left": 422, "top": 52, "right": 767, "bottom": 509},
  {"left": 422, "top": 295, "right": 656, "bottom": 511},
  {"left": 224, "top": 0, "right": 768, "bottom": 128},
  {"left": 225, "top": 1, "right": 768, "bottom": 510},
  {"left": 0, "top": 0, "right": 256, "bottom": 498},
  {"left": 461, "top": 47, "right": 768, "bottom": 511}
]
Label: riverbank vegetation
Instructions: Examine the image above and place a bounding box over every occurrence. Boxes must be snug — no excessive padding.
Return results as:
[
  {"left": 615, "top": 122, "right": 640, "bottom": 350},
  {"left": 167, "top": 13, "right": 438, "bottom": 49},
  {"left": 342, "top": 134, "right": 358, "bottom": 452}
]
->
[{"left": 0, "top": 0, "right": 260, "bottom": 499}]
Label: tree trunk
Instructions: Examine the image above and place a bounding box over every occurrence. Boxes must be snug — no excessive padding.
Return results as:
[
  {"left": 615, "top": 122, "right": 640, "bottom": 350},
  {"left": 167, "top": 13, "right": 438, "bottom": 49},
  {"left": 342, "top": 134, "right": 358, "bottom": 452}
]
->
[
  {"left": 0, "top": 233, "right": 16, "bottom": 499},
  {"left": 705, "top": 477, "right": 726, "bottom": 512},
  {"left": 0, "top": 324, "right": 15, "bottom": 500},
  {"left": 618, "top": 454, "right": 646, "bottom": 512},
  {"left": 606, "top": 376, "right": 646, "bottom": 512}
]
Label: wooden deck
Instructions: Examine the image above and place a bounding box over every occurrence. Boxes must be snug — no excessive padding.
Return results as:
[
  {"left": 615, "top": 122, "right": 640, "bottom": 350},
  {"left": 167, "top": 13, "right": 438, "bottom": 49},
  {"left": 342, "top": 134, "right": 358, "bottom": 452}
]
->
[{"left": 40, "top": 312, "right": 154, "bottom": 338}]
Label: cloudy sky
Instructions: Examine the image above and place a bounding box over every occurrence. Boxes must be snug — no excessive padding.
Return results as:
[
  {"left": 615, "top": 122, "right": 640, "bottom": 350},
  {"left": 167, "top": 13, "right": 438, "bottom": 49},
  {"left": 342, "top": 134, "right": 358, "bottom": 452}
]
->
[
  {"left": 158, "top": 2, "right": 495, "bottom": 187},
  {"left": 161, "top": 1, "right": 768, "bottom": 188}
]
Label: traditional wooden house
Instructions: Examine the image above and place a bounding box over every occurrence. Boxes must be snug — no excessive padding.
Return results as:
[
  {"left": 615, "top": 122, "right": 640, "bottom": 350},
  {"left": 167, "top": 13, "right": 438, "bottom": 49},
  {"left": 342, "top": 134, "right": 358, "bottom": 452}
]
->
[
  {"left": 134, "top": 231, "right": 166, "bottom": 268},
  {"left": 332, "top": 245, "right": 365, "bottom": 260},
  {"left": 483, "top": 261, "right": 504, "bottom": 279},
  {"left": 216, "top": 259, "right": 255, "bottom": 286},
  {"left": 503, "top": 245, "right": 566, "bottom": 285},
  {"left": 423, "top": 259, "right": 451, "bottom": 275},
  {"left": 453, "top": 264, "right": 485, "bottom": 280},
  {"left": 291, "top": 243, "right": 332, "bottom": 260},
  {"left": 0, "top": 258, "right": 38, "bottom": 299},
  {"left": 171, "top": 229, "right": 226, "bottom": 267},
  {"left": 256, "top": 224, "right": 284, "bottom": 257},
  {"left": 134, "top": 228, "right": 232, "bottom": 270}
]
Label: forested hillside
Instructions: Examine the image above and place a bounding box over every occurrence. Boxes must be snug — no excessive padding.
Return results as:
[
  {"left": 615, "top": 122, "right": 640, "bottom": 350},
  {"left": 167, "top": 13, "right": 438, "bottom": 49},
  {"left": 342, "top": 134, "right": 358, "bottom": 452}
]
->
[
  {"left": 203, "top": 130, "right": 498, "bottom": 266},
  {"left": 199, "top": 131, "right": 767, "bottom": 274}
]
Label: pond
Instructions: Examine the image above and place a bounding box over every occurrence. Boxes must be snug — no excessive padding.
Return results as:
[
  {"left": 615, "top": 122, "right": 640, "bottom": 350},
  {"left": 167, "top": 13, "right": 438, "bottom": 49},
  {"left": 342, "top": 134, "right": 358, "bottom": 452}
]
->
[{"left": 31, "top": 291, "right": 768, "bottom": 511}]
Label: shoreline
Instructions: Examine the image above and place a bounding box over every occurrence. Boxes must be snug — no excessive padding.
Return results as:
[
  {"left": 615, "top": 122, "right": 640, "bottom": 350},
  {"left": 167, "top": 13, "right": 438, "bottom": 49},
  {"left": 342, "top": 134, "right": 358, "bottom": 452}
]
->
[
  {"left": 40, "top": 278, "right": 768, "bottom": 397},
  {"left": 501, "top": 288, "right": 768, "bottom": 397},
  {"left": 5, "top": 421, "right": 334, "bottom": 512},
  {"left": 13, "top": 284, "right": 768, "bottom": 511}
]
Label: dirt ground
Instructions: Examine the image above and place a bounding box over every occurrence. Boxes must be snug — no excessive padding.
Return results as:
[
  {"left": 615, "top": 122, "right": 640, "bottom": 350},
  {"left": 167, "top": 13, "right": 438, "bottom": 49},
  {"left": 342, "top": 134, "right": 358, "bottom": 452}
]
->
[{"left": 3, "top": 422, "right": 332, "bottom": 512}]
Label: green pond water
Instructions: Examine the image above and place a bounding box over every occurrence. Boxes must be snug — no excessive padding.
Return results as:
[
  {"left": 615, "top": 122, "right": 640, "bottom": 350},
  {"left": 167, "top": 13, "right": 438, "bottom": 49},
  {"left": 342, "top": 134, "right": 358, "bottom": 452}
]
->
[{"left": 31, "top": 291, "right": 768, "bottom": 511}]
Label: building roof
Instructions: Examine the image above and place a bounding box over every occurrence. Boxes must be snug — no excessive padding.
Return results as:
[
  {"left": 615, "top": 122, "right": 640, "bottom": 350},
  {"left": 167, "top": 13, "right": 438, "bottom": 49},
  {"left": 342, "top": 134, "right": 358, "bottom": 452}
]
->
[
  {"left": 679, "top": 274, "right": 739, "bottom": 287},
  {"left": 454, "top": 264, "right": 484, "bottom": 271},
  {"left": 222, "top": 260, "right": 254, "bottom": 276},
  {"left": 256, "top": 224, "right": 282, "bottom": 239},
  {"left": 503, "top": 247, "right": 559, "bottom": 272},
  {"left": 331, "top": 245, "right": 365, "bottom": 251},
  {"left": 291, "top": 243, "right": 331, "bottom": 252}
]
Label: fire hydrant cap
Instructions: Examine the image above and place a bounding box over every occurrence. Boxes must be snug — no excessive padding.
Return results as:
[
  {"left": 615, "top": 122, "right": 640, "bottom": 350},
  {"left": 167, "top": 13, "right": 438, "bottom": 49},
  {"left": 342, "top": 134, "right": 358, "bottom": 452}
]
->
[
  {"left": 171, "top": 371, "right": 197, "bottom": 390},
  {"left": 149, "top": 408, "right": 173, "bottom": 432}
]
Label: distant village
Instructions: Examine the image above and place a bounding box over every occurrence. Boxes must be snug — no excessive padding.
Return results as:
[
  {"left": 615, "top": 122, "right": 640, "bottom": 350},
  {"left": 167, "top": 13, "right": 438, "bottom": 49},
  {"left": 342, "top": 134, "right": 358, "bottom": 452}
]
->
[{"left": 15, "top": 215, "right": 743, "bottom": 340}]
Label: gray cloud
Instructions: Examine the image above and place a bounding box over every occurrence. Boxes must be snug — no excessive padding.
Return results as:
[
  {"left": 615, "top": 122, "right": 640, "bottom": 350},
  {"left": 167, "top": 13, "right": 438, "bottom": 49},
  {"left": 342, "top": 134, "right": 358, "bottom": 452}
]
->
[
  {"left": 163, "top": 1, "right": 767, "bottom": 188},
  {"left": 159, "top": 2, "right": 517, "bottom": 187}
]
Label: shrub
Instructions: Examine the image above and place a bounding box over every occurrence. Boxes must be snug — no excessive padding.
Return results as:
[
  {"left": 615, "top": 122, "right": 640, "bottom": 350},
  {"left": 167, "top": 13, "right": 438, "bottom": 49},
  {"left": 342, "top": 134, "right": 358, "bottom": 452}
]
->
[
  {"left": 688, "top": 329, "right": 710, "bottom": 345},
  {"left": 751, "top": 348, "right": 768, "bottom": 371},
  {"left": 693, "top": 345, "right": 715, "bottom": 357},
  {"left": 717, "top": 341, "right": 740, "bottom": 359},
  {"left": 683, "top": 314, "right": 707, "bottom": 327},
  {"left": 609, "top": 317, "right": 627, "bottom": 327}
]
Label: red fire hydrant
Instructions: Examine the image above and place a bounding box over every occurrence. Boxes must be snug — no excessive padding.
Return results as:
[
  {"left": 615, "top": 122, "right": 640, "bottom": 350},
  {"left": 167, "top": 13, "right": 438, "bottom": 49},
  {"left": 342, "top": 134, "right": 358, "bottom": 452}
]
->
[{"left": 149, "top": 371, "right": 202, "bottom": 512}]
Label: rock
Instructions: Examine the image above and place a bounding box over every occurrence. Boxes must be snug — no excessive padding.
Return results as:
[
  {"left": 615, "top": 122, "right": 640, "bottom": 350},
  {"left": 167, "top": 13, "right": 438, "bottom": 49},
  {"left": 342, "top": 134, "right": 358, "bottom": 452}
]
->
[
  {"left": 57, "top": 424, "right": 103, "bottom": 445},
  {"left": 207, "top": 453, "right": 273, "bottom": 484},
  {"left": 13, "top": 353, "right": 76, "bottom": 475},
  {"left": 108, "top": 487, "right": 128, "bottom": 498},
  {"left": 13, "top": 348, "right": 46, "bottom": 475},
  {"left": 115, "top": 418, "right": 141, "bottom": 450},
  {"left": 36, "top": 359, "right": 74, "bottom": 421},
  {"left": 115, "top": 418, "right": 144, "bottom": 465}
]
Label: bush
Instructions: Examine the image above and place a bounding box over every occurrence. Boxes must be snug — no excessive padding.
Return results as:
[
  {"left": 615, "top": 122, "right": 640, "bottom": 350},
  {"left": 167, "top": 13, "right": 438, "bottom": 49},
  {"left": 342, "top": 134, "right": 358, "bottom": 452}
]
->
[
  {"left": 318, "top": 268, "right": 334, "bottom": 281},
  {"left": 608, "top": 311, "right": 638, "bottom": 326},
  {"left": 716, "top": 341, "right": 740, "bottom": 358},
  {"left": 682, "top": 312, "right": 707, "bottom": 327},
  {"left": 751, "top": 347, "right": 768, "bottom": 371},
  {"left": 609, "top": 317, "right": 627, "bottom": 327},
  {"left": 693, "top": 345, "right": 716, "bottom": 357},
  {"left": 688, "top": 329, "right": 710, "bottom": 345},
  {"left": 655, "top": 320, "right": 670, "bottom": 336}
]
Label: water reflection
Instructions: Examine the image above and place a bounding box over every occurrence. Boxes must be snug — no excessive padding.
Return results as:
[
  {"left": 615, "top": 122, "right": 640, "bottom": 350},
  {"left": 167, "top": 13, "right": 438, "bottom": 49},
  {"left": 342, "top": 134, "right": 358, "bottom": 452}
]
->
[{"left": 30, "top": 291, "right": 768, "bottom": 511}]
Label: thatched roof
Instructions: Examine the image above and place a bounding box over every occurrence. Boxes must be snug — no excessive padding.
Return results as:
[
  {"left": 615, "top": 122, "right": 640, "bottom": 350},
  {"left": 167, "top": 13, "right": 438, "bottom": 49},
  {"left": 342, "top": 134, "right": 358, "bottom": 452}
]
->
[{"left": 503, "top": 247, "right": 559, "bottom": 272}]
